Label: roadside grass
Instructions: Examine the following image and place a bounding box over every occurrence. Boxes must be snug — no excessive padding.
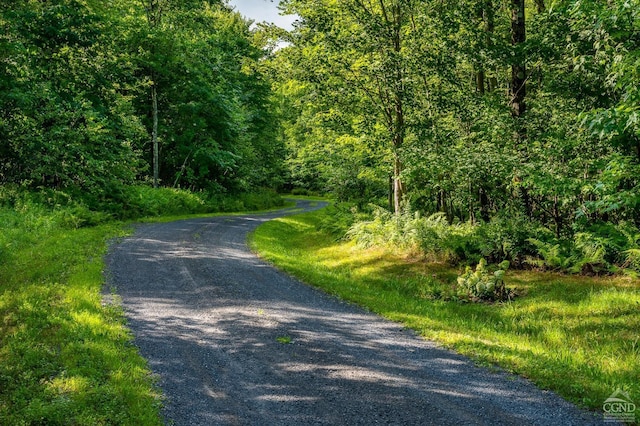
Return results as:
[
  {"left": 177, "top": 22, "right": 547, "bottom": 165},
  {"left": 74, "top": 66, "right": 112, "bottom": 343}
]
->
[
  {"left": 0, "top": 186, "right": 288, "bottom": 424},
  {"left": 0, "top": 216, "right": 162, "bottom": 424},
  {"left": 249, "top": 208, "right": 640, "bottom": 413}
]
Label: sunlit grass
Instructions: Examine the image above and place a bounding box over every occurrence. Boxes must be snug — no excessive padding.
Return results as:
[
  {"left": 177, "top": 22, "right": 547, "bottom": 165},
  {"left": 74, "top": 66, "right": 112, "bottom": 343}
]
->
[
  {"left": 249, "top": 208, "right": 640, "bottom": 412},
  {"left": 0, "top": 211, "right": 162, "bottom": 425}
]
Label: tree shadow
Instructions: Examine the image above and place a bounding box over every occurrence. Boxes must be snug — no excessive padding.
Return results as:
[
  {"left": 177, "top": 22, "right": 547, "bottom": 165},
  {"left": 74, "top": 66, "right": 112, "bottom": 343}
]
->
[{"left": 106, "top": 201, "right": 604, "bottom": 425}]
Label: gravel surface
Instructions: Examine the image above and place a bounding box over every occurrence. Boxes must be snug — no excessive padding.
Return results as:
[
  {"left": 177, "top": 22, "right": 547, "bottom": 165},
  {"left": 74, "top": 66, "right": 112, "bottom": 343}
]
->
[{"left": 106, "top": 200, "right": 606, "bottom": 425}]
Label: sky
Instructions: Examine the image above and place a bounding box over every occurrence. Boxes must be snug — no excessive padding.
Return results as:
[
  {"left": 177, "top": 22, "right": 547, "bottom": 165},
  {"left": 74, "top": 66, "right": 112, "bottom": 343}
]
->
[{"left": 227, "top": 0, "right": 297, "bottom": 30}]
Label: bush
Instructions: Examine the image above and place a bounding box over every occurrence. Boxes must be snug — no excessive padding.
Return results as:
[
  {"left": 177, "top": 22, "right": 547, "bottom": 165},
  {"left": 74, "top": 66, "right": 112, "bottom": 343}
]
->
[
  {"left": 456, "top": 259, "right": 513, "bottom": 302},
  {"left": 116, "top": 186, "right": 207, "bottom": 218},
  {"left": 206, "top": 189, "right": 285, "bottom": 213}
]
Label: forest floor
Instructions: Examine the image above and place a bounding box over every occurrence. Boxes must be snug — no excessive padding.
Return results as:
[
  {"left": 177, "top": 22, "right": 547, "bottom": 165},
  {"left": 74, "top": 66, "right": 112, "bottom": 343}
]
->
[{"left": 106, "top": 199, "right": 606, "bottom": 425}]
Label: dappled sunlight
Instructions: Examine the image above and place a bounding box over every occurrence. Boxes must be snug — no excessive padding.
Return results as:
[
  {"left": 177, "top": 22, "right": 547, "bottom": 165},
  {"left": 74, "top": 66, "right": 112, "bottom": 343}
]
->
[{"left": 103, "top": 201, "right": 612, "bottom": 423}]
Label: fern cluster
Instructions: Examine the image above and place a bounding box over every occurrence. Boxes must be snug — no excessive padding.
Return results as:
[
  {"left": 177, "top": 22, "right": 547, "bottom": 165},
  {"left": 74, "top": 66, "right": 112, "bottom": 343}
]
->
[
  {"left": 345, "top": 204, "right": 534, "bottom": 265},
  {"left": 527, "top": 222, "right": 640, "bottom": 275},
  {"left": 339, "top": 202, "right": 640, "bottom": 276}
]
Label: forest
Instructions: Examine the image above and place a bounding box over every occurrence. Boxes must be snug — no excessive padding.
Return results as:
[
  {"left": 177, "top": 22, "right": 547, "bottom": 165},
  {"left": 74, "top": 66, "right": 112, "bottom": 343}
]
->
[
  {"left": 1, "top": 0, "right": 283, "bottom": 202},
  {"left": 1, "top": 0, "right": 639, "bottom": 274},
  {"left": 274, "top": 0, "right": 640, "bottom": 278}
]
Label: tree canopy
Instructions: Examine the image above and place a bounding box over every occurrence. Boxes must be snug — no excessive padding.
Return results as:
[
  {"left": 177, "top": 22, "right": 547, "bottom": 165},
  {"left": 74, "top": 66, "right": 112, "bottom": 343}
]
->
[
  {"left": 1, "top": 0, "right": 639, "bottom": 272},
  {"left": 271, "top": 0, "right": 640, "bottom": 272},
  {"left": 0, "top": 0, "right": 284, "bottom": 196}
]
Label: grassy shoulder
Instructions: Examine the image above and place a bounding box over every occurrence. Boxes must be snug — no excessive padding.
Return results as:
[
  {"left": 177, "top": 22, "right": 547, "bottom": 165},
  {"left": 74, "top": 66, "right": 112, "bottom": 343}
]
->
[
  {"left": 249, "top": 207, "right": 640, "bottom": 412},
  {"left": 0, "top": 220, "right": 162, "bottom": 425},
  {"left": 0, "top": 186, "right": 286, "bottom": 425}
]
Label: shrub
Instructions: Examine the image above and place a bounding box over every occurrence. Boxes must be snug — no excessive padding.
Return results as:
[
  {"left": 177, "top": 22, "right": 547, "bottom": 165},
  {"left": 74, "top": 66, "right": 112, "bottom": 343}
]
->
[
  {"left": 206, "top": 189, "right": 284, "bottom": 213},
  {"left": 456, "top": 259, "right": 513, "bottom": 302},
  {"left": 291, "top": 188, "right": 310, "bottom": 196},
  {"left": 475, "top": 215, "right": 539, "bottom": 265}
]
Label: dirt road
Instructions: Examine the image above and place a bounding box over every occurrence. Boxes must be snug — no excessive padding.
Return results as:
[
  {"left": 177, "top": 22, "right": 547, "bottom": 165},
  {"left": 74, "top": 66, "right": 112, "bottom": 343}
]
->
[{"left": 106, "top": 200, "right": 604, "bottom": 425}]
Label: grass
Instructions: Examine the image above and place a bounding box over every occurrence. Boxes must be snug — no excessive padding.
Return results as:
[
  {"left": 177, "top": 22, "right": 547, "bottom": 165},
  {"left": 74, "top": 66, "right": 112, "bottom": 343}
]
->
[
  {"left": 249, "top": 207, "right": 640, "bottom": 413},
  {"left": 0, "top": 215, "right": 162, "bottom": 424}
]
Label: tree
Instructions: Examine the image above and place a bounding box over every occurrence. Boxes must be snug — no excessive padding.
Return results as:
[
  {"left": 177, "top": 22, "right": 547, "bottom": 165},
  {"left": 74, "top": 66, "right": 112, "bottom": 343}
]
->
[
  {"left": 281, "top": 0, "right": 421, "bottom": 213},
  {"left": 0, "top": 0, "right": 145, "bottom": 193},
  {"left": 140, "top": 0, "right": 166, "bottom": 188},
  {"left": 510, "top": 0, "right": 526, "bottom": 119}
]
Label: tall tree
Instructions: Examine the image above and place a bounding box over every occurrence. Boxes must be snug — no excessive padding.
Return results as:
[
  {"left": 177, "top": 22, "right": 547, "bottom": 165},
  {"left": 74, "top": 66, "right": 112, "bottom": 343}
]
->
[
  {"left": 282, "top": 0, "right": 418, "bottom": 213},
  {"left": 141, "top": 0, "right": 166, "bottom": 188}
]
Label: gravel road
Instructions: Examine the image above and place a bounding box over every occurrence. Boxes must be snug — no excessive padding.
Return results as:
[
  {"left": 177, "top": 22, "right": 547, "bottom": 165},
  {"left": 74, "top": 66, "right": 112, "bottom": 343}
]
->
[{"left": 106, "top": 199, "right": 606, "bottom": 425}]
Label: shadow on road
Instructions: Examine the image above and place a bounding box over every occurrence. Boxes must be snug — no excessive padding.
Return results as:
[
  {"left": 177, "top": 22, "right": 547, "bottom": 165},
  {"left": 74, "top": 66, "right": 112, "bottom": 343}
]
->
[{"left": 106, "top": 200, "right": 604, "bottom": 425}]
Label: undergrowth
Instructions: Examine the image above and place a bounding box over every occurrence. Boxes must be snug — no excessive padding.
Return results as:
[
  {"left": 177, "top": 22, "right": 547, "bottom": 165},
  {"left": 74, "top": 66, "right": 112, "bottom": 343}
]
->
[{"left": 336, "top": 202, "right": 640, "bottom": 276}]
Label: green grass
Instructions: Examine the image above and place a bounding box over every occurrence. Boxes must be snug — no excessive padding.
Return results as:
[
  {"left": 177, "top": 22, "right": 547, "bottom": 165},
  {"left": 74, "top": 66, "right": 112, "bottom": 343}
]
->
[
  {"left": 249, "top": 207, "right": 640, "bottom": 413},
  {"left": 0, "top": 217, "right": 162, "bottom": 424}
]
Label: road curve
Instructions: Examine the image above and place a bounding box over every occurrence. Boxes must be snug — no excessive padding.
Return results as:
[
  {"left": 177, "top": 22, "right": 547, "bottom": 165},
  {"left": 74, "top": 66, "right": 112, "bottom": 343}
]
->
[{"left": 106, "top": 199, "right": 604, "bottom": 425}]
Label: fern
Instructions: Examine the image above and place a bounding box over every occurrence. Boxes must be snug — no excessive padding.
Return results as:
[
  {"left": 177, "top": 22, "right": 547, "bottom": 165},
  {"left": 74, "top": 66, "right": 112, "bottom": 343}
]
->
[
  {"left": 623, "top": 248, "right": 640, "bottom": 272},
  {"left": 526, "top": 238, "right": 575, "bottom": 270},
  {"left": 570, "top": 232, "right": 608, "bottom": 274}
]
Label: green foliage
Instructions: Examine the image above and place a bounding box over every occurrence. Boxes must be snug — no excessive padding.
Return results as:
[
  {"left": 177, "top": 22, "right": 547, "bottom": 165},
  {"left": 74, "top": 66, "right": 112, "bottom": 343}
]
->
[
  {"left": 1, "top": 1, "right": 284, "bottom": 196},
  {"left": 456, "top": 259, "right": 513, "bottom": 302},
  {"left": 206, "top": 189, "right": 285, "bottom": 213},
  {"left": 317, "top": 203, "right": 361, "bottom": 238},
  {"left": 0, "top": 0, "right": 147, "bottom": 193},
  {"left": 526, "top": 221, "right": 640, "bottom": 275},
  {"left": 526, "top": 238, "right": 576, "bottom": 271},
  {"left": 274, "top": 0, "right": 640, "bottom": 279},
  {"left": 345, "top": 205, "right": 534, "bottom": 265},
  {"left": 112, "top": 186, "right": 207, "bottom": 218},
  {"left": 134, "top": 2, "right": 284, "bottom": 192},
  {"left": 338, "top": 200, "right": 640, "bottom": 274}
]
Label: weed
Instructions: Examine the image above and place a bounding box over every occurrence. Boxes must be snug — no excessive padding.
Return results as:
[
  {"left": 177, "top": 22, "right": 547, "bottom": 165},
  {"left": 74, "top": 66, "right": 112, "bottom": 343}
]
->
[{"left": 276, "top": 336, "right": 293, "bottom": 344}]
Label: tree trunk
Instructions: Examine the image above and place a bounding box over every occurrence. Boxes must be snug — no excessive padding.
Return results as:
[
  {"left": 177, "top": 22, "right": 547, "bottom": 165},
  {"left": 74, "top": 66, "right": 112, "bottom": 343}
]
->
[
  {"left": 475, "top": 1, "right": 494, "bottom": 95},
  {"left": 480, "top": 187, "right": 490, "bottom": 222},
  {"left": 511, "top": 0, "right": 526, "bottom": 118},
  {"left": 152, "top": 81, "right": 159, "bottom": 188},
  {"left": 476, "top": 69, "right": 486, "bottom": 94},
  {"left": 393, "top": 151, "right": 404, "bottom": 215},
  {"left": 511, "top": 0, "right": 531, "bottom": 217},
  {"left": 391, "top": 4, "right": 405, "bottom": 215},
  {"left": 145, "top": 0, "right": 163, "bottom": 188}
]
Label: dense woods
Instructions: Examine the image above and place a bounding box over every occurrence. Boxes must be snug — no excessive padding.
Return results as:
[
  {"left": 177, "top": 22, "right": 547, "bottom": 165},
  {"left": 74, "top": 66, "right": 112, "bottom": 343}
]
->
[
  {"left": 0, "top": 0, "right": 283, "bottom": 199},
  {"left": 1, "top": 0, "right": 639, "bottom": 274},
  {"left": 273, "top": 0, "right": 640, "bottom": 275}
]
